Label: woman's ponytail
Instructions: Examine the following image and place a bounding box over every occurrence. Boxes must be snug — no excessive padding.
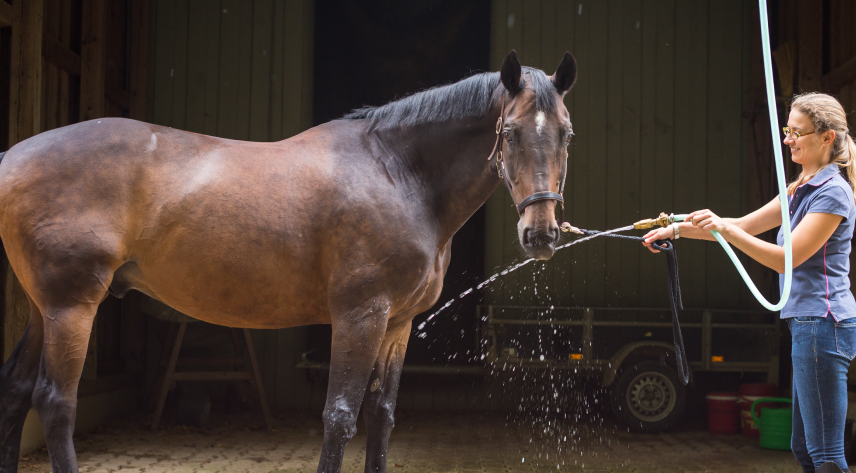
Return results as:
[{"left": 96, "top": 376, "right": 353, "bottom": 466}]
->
[
  {"left": 838, "top": 133, "right": 856, "bottom": 200},
  {"left": 790, "top": 92, "right": 856, "bottom": 202}
]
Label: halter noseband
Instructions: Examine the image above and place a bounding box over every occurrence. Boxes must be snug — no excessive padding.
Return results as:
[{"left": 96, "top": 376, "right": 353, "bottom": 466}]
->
[{"left": 487, "top": 94, "right": 565, "bottom": 224}]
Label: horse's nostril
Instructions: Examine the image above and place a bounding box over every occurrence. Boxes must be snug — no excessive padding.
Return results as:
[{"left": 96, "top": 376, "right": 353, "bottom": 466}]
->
[
  {"left": 523, "top": 226, "right": 560, "bottom": 248},
  {"left": 524, "top": 230, "right": 549, "bottom": 247}
]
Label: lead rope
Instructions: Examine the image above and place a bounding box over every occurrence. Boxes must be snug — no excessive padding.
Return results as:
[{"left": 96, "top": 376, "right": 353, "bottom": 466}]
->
[{"left": 572, "top": 228, "right": 690, "bottom": 385}]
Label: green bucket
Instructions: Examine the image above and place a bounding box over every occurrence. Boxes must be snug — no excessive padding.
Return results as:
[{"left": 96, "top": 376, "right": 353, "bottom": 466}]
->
[{"left": 750, "top": 397, "right": 793, "bottom": 450}]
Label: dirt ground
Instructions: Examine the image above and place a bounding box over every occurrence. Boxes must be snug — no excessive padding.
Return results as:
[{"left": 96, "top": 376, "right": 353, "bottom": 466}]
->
[{"left": 18, "top": 410, "right": 802, "bottom": 473}]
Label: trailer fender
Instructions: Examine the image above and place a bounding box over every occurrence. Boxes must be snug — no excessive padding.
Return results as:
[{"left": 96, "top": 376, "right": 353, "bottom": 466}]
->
[{"left": 602, "top": 341, "right": 686, "bottom": 387}]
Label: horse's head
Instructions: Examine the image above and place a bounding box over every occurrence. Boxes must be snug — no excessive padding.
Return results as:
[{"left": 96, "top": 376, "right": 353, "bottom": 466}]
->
[{"left": 495, "top": 50, "right": 577, "bottom": 261}]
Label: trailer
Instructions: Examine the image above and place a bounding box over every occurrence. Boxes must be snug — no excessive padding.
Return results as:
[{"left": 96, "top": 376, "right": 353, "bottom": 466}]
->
[{"left": 478, "top": 305, "right": 780, "bottom": 432}]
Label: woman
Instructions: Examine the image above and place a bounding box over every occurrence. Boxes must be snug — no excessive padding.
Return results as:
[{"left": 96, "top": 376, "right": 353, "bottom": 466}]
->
[{"left": 643, "top": 92, "right": 856, "bottom": 473}]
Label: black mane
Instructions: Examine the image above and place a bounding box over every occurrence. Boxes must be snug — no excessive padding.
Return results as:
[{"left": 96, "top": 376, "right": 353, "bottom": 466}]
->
[{"left": 342, "top": 67, "right": 560, "bottom": 130}]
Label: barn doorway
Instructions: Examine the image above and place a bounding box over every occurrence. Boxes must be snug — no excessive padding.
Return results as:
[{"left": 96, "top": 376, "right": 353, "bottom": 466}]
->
[{"left": 310, "top": 0, "right": 491, "bottom": 368}]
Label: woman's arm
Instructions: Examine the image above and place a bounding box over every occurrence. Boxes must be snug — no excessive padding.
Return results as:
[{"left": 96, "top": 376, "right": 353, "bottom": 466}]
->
[
  {"left": 687, "top": 209, "right": 842, "bottom": 273},
  {"left": 728, "top": 196, "right": 783, "bottom": 235},
  {"left": 642, "top": 197, "right": 784, "bottom": 250},
  {"left": 677, "top": 197, "right": 783, "bottom": 240}
]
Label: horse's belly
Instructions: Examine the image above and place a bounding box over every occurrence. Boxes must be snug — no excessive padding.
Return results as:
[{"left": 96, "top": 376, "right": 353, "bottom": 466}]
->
[
  {"left": 122, "top": 240, "right": 330, "bottom": 329},
  {"left": 132, "top": 271, "right": 329, "bottom": 328}
]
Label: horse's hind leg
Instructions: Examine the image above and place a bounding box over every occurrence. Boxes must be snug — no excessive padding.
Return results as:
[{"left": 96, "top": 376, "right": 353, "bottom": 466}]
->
[
  {"left": 362, "top": 318, "right": 411, "bottom": 473},
  {"left": 317, "top": 297, "right": 390, "bottom": 473},
  {"left": 0, "top": 299, "right": 44, "bottom": 473},
  {"left": 31, "top": 302, "right": 99, "bottom": 473}
]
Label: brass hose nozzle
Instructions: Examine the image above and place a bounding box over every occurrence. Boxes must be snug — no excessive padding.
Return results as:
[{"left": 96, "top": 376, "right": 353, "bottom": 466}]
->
[{"left": 633, "top": 212, "right": 675, "bottom": 230}]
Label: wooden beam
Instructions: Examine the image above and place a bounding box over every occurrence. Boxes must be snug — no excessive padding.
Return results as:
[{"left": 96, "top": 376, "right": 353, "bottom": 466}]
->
[
  {"left": 9, "top": 0, "right": 43, "bottom": 144},
  {"left": 798, "top": 2, "right": 823, "bottom": 91},
  {"left": 80, "top": 0, "right": 107, "bottom": 121},
  {"left": 0, "top": 28, "right": 11, "bottom": 149},
  {"left": 823, "top": 54, "right": 856, "bottom": 92},
  {"left": 128, "top": 0, "right": 150, "bottom": 121},
  {"left": 0, "top": 1, "right": 11, "bottom": 28},
  {"left": 170, "top": 372, "right": 254, "bottom": 381},
  {"left": 78, "top": 0, "right": 107, "bottom": 375},
  {"left": 42, "top": 31, "right": 81, "bottom": 76}
]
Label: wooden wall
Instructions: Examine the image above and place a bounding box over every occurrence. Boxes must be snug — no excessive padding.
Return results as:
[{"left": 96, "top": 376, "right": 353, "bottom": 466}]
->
[
  {"left": 825, "top": 0, "right": 856, "bottom": 105},
  {"left": 4, "top": 0, "right": 149, "bottom": 371},
  {"left": 484, "top": 0, "right": 771, "bottom": 310},
  {"left": 148, "top": 0, "right": 315, "bottom": 409},
  {"left": 41, "top": 0, "right": 80, "bottom": 132}
]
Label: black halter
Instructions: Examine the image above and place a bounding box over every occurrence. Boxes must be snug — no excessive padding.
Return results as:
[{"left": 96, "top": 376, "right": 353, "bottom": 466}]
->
[{"left": 487, "top": 94, "right": 565, "bottom": 224}]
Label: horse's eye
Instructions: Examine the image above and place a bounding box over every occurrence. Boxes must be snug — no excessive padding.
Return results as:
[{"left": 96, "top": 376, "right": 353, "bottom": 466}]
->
[
  {"left": 566, "top": 132, "right": 574, "bottom": 144},
  {"left": 503, "top": 131, "right": 512, "bottom": 142}
]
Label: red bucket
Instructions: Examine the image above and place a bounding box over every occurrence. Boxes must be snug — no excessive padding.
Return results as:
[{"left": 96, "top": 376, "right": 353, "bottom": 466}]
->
[
  {"left": 706, "top": 392, "right": 739, "bottom": 435},
  {"left": 737, "top": 384, "right": 778, "bottom": 438}
]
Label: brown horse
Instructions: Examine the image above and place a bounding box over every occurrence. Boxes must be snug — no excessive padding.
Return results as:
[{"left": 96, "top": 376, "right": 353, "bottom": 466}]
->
[{"left": 0, "top": 50, "right": 576, "bottom": 473}]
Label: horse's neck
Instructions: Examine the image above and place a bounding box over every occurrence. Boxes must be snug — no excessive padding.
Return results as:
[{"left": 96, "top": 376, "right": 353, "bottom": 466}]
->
[{"left": 401, "top": 115, "right": 502, "bottom": 245}]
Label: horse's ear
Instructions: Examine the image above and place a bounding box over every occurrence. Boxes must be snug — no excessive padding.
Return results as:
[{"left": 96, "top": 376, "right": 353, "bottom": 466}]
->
[
  {"left": 500, "top": 50, "right": 522, "bottom": 93},
  {"left": 552, "top": 52, "right": 577, "bottom": 95}
]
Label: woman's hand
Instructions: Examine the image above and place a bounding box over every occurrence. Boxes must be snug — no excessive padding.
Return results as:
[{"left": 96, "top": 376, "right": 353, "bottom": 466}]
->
[
  {"left": 642, "top": 226, "right": 674, "bottom": 253},
  {"left": 687, "top": 209, "right": 731, "bottom": 234}
]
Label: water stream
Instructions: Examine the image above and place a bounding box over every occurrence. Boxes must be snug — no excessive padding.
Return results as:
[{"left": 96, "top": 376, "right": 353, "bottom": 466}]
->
[{"left": 415, "top": 225, "right": 635, "bottom": 336}]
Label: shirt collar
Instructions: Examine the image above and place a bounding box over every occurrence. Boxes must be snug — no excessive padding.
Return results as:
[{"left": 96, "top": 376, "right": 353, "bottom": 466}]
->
[{"left": 802, "top": 164, "right": 840, "bottom": 188}]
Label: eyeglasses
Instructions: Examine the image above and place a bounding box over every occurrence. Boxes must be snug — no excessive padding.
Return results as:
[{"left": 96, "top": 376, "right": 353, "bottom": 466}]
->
[{"left": 782, "top": 127, "right": 816, "bottom": 139}]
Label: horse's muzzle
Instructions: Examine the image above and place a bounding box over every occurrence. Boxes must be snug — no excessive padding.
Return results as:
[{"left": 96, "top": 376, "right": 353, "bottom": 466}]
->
[{"left": 522, "top": 225, "right": 559, "bottom": 260}]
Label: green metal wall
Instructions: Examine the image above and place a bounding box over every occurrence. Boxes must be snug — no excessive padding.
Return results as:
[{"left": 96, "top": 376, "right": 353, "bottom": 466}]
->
[
  {"left": 150, "top": 0, "right": 313, "bottom": 140},
  {"left": 485, "top": 0, "right": 768, "bottom": 310}
]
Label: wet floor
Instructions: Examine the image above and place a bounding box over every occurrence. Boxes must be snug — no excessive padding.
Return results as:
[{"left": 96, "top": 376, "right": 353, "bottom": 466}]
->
[{"left": 17, "top": 410, "right": 801, "bottom": 472}]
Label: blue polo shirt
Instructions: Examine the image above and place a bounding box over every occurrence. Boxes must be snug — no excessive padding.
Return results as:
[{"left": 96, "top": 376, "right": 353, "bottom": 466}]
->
[{"left": 776, "top": 164, "right": 856, "bottom": 321}]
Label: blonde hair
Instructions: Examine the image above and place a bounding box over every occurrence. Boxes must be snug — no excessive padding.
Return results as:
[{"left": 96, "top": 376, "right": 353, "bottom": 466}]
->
[{"left": 788, "top": 92, "right": 856, "bottom": 200}]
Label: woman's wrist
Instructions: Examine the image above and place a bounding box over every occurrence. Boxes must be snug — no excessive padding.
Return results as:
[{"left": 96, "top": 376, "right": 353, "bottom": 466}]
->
[
  {"left": 671, "top": 223, "right": 680, "bottom": 239},
  {"left": 720, "top": 221, "right": 736, "bottom": 237}
]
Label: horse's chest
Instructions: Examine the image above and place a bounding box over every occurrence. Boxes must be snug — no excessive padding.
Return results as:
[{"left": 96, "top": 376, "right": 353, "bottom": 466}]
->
[{"left": 400, "top": 243, "right": 451, "bottom": 317}]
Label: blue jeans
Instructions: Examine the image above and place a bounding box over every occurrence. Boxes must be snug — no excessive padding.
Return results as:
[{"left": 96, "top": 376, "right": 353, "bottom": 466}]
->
[{"left": 789, "top": 315, "right": 856, "bottom": 472}]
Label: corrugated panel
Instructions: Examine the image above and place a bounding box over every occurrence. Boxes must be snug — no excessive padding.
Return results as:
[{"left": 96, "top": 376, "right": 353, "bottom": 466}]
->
[
  {"left": 150, "top": 0, "right": 313, "bottom": 141},
  {"left": 486, "top": 0, "right": 760, "bottom": 310}
]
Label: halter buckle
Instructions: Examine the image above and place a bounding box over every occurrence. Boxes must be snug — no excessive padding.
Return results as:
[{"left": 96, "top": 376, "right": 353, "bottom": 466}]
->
[
  {"left": 496, "top": 117, "right": 503, "bottom": 134},
  {"left": 496, "top": 153, "right": 504, "bottom": 178}
]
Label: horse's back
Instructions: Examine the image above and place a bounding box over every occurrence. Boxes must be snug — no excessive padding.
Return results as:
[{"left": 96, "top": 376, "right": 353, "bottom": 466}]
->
[
  {"left": 0, "top": 117, "right": 327, "bottom": 237},
  {"left": 0, "top": 118, "right": 342, "bottom": 323},
  {"left": 0, "top": 117, "right": 442, "bottom": 326},
  {"left": 0, "top": 118, "right": 179, "bottom": 211},
  {"left": 0, "top": 118, "right": 199, "bottom": 244}
]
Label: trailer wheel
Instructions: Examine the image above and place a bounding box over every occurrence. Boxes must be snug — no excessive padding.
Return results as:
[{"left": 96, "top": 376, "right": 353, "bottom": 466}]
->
[{"left": 610, "top": 361, "right": 686, "bottom": 433}]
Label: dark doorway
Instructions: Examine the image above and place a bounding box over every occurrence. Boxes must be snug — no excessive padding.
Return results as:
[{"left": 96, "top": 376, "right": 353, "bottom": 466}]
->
[{"left": 311, "top": 0, "right": 491, "bottom": 365}]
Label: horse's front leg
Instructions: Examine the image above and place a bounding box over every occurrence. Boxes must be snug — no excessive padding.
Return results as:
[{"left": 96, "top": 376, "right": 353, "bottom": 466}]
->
[
  {"left": 317, "top": 297, "right": 390, "bottom": 473},
  {"left": 362, "top": 318, "right": 411, "bottom": 473}
]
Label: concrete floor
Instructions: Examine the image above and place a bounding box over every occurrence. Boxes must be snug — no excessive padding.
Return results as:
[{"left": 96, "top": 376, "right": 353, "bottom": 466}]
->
[{"left": 18, "top": 410, "right": 802, "bottom": 473}]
